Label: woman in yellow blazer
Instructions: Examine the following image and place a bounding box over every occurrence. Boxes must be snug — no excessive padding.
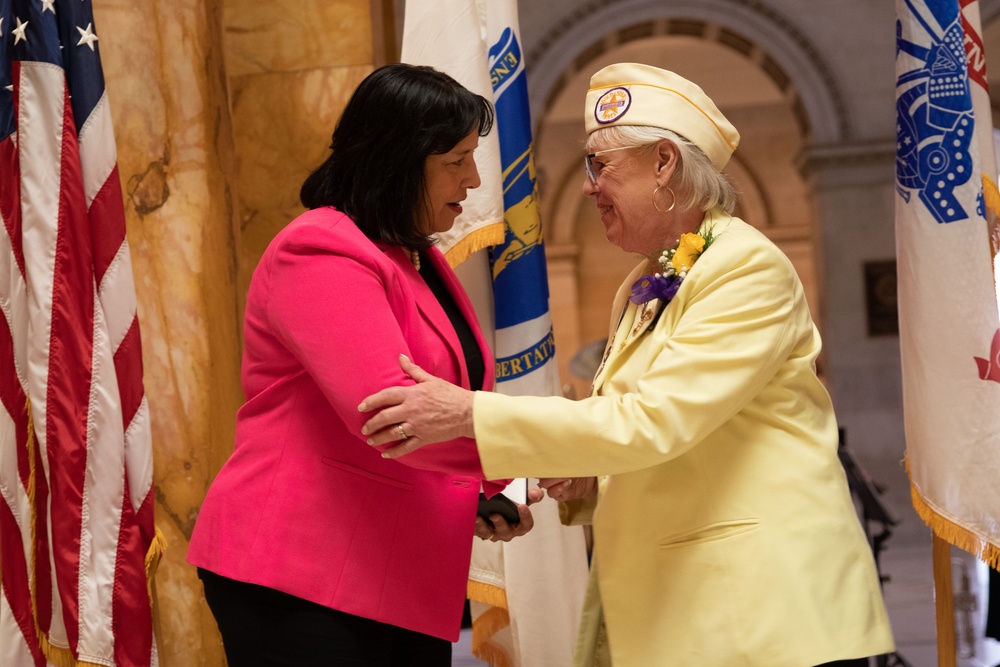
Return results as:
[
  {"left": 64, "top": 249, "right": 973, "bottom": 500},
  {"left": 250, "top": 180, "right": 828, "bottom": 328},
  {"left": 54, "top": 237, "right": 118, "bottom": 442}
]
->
[{"left": 359, "top": 63, "right": 894, "bottom": 667}]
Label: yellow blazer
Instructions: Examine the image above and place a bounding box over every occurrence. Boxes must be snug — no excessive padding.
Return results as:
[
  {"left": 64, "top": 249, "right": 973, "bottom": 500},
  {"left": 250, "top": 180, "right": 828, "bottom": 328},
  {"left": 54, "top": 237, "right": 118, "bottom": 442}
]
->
[{"left": 474, "top": 215, "right": 894, "bottom": 666}]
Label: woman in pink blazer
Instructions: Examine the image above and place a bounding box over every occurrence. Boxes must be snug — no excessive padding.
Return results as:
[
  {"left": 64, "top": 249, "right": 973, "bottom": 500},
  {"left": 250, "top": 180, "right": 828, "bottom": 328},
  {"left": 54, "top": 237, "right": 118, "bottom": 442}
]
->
[{"left": 186, "top": 64, "right": 535, "bottom": 667}]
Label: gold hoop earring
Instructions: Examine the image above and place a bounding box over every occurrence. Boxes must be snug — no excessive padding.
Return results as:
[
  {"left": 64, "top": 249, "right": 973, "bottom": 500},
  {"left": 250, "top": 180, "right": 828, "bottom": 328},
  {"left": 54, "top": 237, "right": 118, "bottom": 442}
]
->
[{"left": 652, "top": 186, "right": 675, "bottom": 213}]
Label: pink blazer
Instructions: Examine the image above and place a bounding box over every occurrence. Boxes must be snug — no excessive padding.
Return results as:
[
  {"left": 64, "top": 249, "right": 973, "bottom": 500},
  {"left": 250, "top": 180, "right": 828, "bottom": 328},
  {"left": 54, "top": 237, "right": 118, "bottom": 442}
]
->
[{"left": 187, "top": 207, "right": 499, "bottom": 641}]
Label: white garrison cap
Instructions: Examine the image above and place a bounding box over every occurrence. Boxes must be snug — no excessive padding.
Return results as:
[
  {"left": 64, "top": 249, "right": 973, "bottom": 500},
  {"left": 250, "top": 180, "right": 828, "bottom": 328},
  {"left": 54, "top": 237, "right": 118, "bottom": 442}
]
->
[{"left": 585, "top": 62, "right": 740, "bottom": 169}]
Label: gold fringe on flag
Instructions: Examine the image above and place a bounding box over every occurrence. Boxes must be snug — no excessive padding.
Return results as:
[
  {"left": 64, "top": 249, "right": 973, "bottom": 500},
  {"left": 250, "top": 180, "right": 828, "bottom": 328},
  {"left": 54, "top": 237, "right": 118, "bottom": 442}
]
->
[
  {"left": 467, "top": 580, "right": 513, "bottom": 666},
  {"left": 982, "top": 172, "right": 1000, "bottom": 220},
  {"left": 907, "top": 455, "right": 1000, "bottom": 570},
  {"left": 473, "top": 639, "right": 514, "bottom": 667},
  {"left": 36, "top": 634, "right": 106, "bottom": 667},
  {"left": 982, "top": 172, "right": 1000, "bottom": 263},
  {"left": 471, "top": 604, "right": 513, "bottom": 667},
  {"left": 444, "top": 222, "right": 506, "bottom": 269},
  {"left": 467, "top": 579, "right": 509, "bottom": 608},
  {"left": 146, "top": 526, "right": 167, "bottom": 599}
]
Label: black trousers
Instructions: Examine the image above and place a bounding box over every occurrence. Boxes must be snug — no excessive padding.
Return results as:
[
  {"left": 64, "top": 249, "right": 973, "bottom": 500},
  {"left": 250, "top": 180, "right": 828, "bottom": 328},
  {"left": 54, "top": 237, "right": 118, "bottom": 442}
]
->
[{"left": 199, "top": 568, "right": 451, "bottom": 667}]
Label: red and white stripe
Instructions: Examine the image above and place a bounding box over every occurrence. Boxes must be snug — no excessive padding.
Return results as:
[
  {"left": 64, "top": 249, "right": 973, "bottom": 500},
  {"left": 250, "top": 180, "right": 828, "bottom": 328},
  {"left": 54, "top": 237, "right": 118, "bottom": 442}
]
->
[{"left": 1, "top": 45, "right": 156, "bottom": 667}]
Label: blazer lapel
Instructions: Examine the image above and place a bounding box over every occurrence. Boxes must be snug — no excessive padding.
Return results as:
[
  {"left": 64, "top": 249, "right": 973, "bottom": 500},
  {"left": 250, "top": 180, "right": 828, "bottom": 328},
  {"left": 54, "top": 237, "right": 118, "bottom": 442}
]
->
[
  {"left": 591, "top": 212, "right": 732, "bottom": 395},
  {"left": 591, "top": 260, "right": 664, "bottom": 394},
  {"left": 375, "top": 242, "right": 472, "bottom": 389},
  {"left": 425, "top": 247, "right": 496, "bottom": 391},
  {"left": 590, "top": 304, "right": 630, "bottom": 395},
  {"left": 622, "top": 299, "right": 663, "bottom": 344}
]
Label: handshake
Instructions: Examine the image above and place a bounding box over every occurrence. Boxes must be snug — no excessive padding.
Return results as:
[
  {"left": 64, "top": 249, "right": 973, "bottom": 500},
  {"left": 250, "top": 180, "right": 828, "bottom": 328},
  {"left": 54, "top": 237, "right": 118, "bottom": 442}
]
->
[{"left": 473, "top": 477, "right": 598, "bottom": 542}]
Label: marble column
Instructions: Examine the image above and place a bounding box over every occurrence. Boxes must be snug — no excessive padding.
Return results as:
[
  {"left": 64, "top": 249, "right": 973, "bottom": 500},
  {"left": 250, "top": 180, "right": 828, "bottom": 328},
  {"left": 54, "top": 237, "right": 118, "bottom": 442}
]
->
[
  {"left": 94, "top": 0, "right": 393, "bottom": 667},
  {"left": 799, "top": 140, "right": 919, "bottom": 540},
  {"left": 94, "top": 1, "right": 243, "bottom": 664},
  {"left": 96, "top": 1, "right": 385, "bottom": 662},
  {"left": 222, "top": 0, "right": 375, "bottom": 293}
]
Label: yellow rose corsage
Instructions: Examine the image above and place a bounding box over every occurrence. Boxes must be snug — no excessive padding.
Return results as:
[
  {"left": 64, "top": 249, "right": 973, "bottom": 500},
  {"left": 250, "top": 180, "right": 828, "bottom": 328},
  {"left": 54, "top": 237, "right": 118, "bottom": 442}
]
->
[{"left": 628, "top": 225, "right": 716, "bottom": 305}]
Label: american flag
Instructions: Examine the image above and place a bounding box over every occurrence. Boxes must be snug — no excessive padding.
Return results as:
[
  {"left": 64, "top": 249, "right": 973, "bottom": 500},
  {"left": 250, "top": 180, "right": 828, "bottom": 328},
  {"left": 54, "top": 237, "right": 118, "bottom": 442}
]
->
[{"left": 0, "top": 1, "right": 160, "bottom": 665}]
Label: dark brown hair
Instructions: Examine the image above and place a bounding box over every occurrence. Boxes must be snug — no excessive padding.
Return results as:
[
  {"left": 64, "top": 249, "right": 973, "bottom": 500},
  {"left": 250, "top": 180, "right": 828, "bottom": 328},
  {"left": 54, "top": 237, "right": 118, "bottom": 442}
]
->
[{"left": 300, "top": 64, "right": 494, "bottom": 249}]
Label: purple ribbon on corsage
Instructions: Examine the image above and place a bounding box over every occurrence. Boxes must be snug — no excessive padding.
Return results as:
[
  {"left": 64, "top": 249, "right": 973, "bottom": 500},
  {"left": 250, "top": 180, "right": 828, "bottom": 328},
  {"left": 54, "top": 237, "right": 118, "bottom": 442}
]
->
[
  {"left": 629, "top": 273, "right": 682, "bottom": 305},
  {"left": 627, "top": 226, "right": 716, "bottom": 307}
]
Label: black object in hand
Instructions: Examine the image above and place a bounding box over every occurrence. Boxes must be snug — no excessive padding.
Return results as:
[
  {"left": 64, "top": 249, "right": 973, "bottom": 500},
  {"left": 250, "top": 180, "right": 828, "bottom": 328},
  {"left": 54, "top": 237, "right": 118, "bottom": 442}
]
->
[{"left": 477, "top": 492, "right": 520, "bottom": 526}]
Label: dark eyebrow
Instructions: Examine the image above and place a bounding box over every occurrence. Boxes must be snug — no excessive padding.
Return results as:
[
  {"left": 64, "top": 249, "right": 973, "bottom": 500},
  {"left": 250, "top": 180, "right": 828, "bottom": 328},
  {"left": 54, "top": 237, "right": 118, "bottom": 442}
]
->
[{"left": 444, "top": 147, "right": 475, "bottom": 159}]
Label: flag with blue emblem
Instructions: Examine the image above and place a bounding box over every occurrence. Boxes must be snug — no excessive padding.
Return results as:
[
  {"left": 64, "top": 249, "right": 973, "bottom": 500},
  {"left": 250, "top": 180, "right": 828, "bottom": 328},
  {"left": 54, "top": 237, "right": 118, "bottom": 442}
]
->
[
  {"left": 895, "top": 0, "right": 1000, "bottom": 567},
  {"left": 486, "top": 21, "right": 560, "bottom": 397},
  {"left": 0, "top": 0, "right": 162, "bottom": 664},
  {"left": 402, "top": 1, "right": 588, "bottom": 665}
]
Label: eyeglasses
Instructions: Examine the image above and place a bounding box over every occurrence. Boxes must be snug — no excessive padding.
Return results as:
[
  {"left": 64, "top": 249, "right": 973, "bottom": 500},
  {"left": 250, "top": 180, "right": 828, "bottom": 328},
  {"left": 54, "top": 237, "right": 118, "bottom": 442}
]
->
[{"left": 584, "top": 146, "right": 637, "bottom": 183}]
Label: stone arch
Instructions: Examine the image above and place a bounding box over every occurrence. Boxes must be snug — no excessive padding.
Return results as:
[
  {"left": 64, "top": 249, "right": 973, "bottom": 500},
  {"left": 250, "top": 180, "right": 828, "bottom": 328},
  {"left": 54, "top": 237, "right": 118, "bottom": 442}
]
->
[{"left": 526, "top": 0, "right": 847, "bottom": 144}]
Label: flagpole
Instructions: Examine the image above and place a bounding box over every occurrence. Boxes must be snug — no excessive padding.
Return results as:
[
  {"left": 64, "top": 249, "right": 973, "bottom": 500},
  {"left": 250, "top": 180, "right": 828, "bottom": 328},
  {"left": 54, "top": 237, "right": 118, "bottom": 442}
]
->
[{"left": 932, "top": 534, "right": 957, "bottom": 667}]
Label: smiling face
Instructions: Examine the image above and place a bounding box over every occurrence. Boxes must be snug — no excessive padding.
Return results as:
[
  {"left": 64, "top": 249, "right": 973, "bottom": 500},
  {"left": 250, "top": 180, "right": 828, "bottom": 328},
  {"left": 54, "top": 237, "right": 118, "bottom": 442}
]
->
[
  {"left": 582, "top": 138, "right": 693, "bottom": 256},
  {"left": 581, "top": 144, "right": 669, "bottom": 255},
  {"left": 420, "top": 130, "right": 482, "bottom": 235}
]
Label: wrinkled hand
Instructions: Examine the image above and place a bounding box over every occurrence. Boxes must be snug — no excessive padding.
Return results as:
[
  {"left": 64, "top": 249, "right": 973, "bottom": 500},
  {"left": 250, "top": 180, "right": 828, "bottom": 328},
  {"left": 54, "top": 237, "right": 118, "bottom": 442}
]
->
[
  {"left": 538, "top": 477, "right": 598, "bottom": 503},
  {"left": 474, "top": 488, "right": 544, "bottom": 542},
  {"left": 359, "top": 355, "right": 475, "bottom": 459}
]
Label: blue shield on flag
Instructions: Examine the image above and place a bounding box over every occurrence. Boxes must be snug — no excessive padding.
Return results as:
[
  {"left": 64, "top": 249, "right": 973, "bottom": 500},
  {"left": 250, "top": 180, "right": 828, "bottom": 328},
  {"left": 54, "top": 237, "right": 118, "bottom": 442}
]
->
[{"left": 487, "top": 27, "right": 558, "bottom": 390}]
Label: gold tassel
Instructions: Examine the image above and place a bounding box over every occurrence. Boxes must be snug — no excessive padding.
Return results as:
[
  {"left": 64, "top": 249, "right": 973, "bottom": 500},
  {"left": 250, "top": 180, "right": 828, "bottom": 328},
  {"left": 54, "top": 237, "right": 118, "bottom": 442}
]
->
[
  {"left": 444, "top": 222, "right": 506, "bottom": 269},
  {"left": 37, "top": 634, "right": 113, "bottom": 667},
  {"left": 907, "top": 455, "right": 1000, "bottom": 569},
  {"left": 467, "top": 579, "right": 509, "bottom": 608},
  {"left": 36, "top": 634, "right": 111, "bottom": 667},
  {"left": 468, "top": 584, "right": 513, "bottom": 667},
  {"left": 37, "top": 635, "right": 78, "bottom": 667},
  {"left": 471, "top": 603, "right": 510, "bottom": 642},
  {"left": 471, "top": 605, "right": 513, "bottom": 667},
  {"left": 473, "top": 639, "right": 514, "bottom": 667},
  {"left": 982, "top": 173, "right": 1000, "bottom": 275},
  {"left": 145, "top": 525, "right": 167, "bottom": 601},
  {"left": 983, "top": 172, "right": 1000, "bottom": 220}
]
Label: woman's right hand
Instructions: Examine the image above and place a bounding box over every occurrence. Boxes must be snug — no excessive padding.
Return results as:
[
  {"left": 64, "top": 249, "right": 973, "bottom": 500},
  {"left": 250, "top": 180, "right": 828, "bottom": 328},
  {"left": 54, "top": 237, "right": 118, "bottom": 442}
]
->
[
  {"left": 474, "top": 487, "right": 545, "bottom": 542},
  {"left": 538, "top": 477, "right": 598, "bottom": 503},
  {"left": 359, "top": 355, "right": 475, "bottom": 458}
]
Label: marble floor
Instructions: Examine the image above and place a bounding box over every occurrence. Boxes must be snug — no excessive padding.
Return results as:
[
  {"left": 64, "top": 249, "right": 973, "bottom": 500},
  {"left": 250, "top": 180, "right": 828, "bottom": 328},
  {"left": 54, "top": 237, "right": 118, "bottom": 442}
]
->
[
  {"left": 453, "top": 534, "right": 1000, "bottom": 667},
  {"left": 878, "top": 536, "right": 1000, "bottom": 667},
  {"left": 453, "top": 629, "right": 484, "bottom": 667}
]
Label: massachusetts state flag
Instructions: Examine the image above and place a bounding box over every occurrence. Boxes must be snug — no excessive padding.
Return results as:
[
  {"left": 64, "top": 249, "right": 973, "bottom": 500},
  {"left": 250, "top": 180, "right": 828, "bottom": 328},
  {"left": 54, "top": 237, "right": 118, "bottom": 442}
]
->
[
  {"left": 402, "top": 1, "right": 588, "bottom": 665},
  {"left": 0, "top": 1, "right": 162, "bottom": 665},
  {"left": 895, "top": 0, "right": 1000, "bottom": 566}
]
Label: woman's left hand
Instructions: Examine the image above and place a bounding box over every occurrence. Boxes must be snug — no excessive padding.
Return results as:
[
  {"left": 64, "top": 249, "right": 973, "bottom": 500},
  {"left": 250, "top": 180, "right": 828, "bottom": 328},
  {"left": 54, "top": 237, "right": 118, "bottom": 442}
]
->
[
  {"left": 359, "top": 354, "right": 475, "bottom": 458},
  {"left": 474, "top": 488, "right": 544, "bottom": 542}
]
